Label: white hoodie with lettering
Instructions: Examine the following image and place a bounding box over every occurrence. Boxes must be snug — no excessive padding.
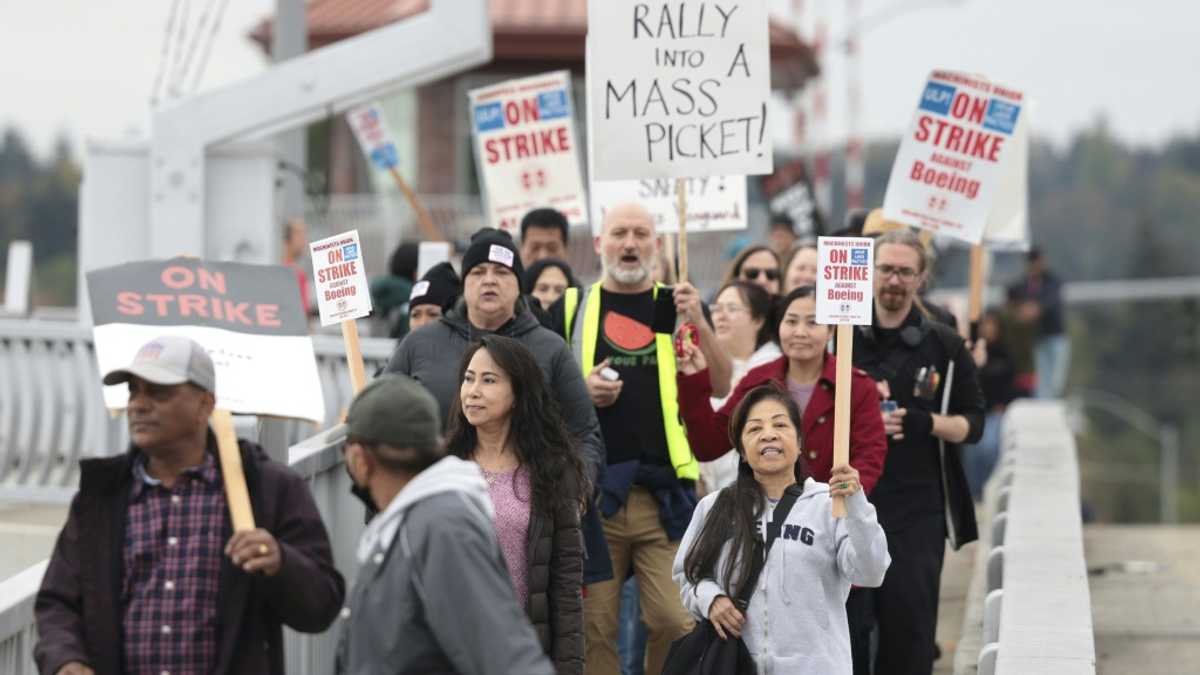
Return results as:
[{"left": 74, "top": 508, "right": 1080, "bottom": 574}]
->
[{"left": 673, "top": 478, "right": 891, "bottom": 675}]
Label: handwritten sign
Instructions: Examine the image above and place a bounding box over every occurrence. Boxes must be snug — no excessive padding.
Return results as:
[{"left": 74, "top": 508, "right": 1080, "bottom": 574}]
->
[
  {"left": 590, "top": 175, "right": 747, "bottom": 234},
  {"left": 347, "top": 102, "right": 400, "bottom": 170},
  {"left": 587, "top": 1, "right": 774, "bottom": 180},
  {"left": 468, "top": 71, "right": 587, "bottom": 233},
  {"left": 882, "top": 70, "right": 1026, "bottom": 244},
  {"left": 762, "top": 159, "right": 824, "bottom": 240},
  {"left": 816, "top": 237, "right": 874, "bottom": 325},
  {"left": 309, "top": 230, "right": 372, "bottom": 326},
  {"left": 87, "top": 258, "right": 326, "bottom": 423}
]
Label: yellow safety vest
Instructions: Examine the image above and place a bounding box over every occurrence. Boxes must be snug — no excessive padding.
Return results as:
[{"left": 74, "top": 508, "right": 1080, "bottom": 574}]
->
[{"left": 564, "top": 282, "right": 698, "bottom": 481}]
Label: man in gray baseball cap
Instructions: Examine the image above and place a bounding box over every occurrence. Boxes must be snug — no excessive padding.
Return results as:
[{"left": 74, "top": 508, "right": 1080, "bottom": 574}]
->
[
  {"left": 339, "top": 374, "right": 553, "bottom": 675},
  {"left": 103, "top": 334, "right": 217, "bottom": 393}
]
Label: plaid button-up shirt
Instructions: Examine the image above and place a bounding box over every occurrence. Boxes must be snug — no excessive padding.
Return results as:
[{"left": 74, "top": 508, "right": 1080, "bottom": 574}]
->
[{"left": 122, "top": 451, "right": 227, "bottom": 675}]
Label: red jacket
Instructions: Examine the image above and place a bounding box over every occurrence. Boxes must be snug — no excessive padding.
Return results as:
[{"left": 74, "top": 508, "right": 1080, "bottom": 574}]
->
[{"left": 677, "top": 354, "right": 888, "bottom": 494}]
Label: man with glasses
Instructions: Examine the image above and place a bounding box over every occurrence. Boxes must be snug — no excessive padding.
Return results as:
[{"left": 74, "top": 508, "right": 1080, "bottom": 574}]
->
[{"left": 847, "top": 228, "right": 986, "bottom": 675}]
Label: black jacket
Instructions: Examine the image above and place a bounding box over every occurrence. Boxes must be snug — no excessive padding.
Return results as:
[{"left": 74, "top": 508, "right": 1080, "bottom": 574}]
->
[
  {"left": 852, "top": 307, "right": 985, "bottom": 549},
  {"left": 527, "top": 497, "right": 584, "bottom": 675},
  {"left": 34, "top": 438, "right": 344, "bottom": 675}
]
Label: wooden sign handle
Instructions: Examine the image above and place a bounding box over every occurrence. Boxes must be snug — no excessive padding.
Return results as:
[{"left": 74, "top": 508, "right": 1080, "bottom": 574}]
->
[
  {"left": 341, "top": 319, "right": 368, "bottom": 395},
  {"left": 388, "top": 167, "right": 445, "bottom": 242},
  {"left": 832, "top": 324, "right": 853, "bottom": 518},
  {"left": 211, "top": 409, "right": 256, "bottom": 532},
  {"left": 675, "top": 178, "right": 689, "bottom": 282},
  {"left": 968, "top": 244, "right": 985, "bottom": 341}
]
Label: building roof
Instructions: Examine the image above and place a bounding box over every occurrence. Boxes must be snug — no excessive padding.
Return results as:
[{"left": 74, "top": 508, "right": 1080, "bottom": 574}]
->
[{"left": 251, "top": 0, "right": 818, "bottom": 90}]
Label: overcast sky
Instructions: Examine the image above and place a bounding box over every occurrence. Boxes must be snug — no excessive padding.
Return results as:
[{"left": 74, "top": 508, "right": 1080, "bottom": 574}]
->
[{"left": 2, "top": 0, "right": 1198, "bottom": 159}]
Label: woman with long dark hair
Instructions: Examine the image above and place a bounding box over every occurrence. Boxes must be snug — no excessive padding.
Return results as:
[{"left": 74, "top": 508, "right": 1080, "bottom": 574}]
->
[
  {"left": 445, "top": 335, "right": 590, "bottom": 675},
  {"left": 722, "top": 244, "right": 781, "bottom": 297},
  {"left": 672, "top": 384, "right": 890, "bottom": 674},
  {"left": 677, "top": 286, "right": 888, "bottom": 494}
]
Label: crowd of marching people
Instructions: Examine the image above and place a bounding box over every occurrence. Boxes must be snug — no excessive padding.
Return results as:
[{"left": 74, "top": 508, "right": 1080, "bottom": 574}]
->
[{"left": 34, "top": 198, "right": 1072, "bottom": 675}]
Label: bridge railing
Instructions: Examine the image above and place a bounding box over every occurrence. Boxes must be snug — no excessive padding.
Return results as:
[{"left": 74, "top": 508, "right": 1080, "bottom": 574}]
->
[
  {"left": 957, "top": 400, "right": 1097, "bottom": 674},
  {"left": 0, "top": 318, "right": 394, "bottom": 502},
  {"left": 0, "top": 423, "right": 361, "bottom": 674}
]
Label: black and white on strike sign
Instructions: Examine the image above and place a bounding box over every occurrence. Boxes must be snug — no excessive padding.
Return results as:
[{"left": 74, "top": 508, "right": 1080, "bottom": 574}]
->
[
  {"left": 87, "top": 258, "right": 326, "bottom": 422},
  {"left": 309, "top": 229, "right": 373, "bottom": 326},
  {"left": 587, "top": 0, "right": 774, "bottom": 180},
  {"left": 762, "top": 158, "right": 825, "bottom": 239},
  {"left": 816, "top": 237, "right": 874, "bottom": 326}
]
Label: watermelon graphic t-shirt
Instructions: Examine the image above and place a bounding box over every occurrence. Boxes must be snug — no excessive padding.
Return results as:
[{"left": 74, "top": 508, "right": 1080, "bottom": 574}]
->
[{"left": 595, "top": 289, "right": 670, "bottom": 466}]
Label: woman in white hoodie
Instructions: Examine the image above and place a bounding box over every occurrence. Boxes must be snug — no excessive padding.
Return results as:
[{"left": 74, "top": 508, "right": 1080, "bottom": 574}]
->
[{"left": 673, "top": 383, "right": 891, "bottom": 675}]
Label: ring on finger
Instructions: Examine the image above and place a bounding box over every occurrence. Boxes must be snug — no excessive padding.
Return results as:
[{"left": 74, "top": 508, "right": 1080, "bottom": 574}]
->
[{"left": 258, "top": 544, "right": 269, "bottom": 556}]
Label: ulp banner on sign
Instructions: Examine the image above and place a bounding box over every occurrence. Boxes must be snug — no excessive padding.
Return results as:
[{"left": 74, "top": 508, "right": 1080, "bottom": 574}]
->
[
  {"left": 882, "top": 70, "right": 1027, "bottom": 244},
  {"left": 586, "top": 1, "right": 774, "bottom": 180},
  {"left": 469, "top": 71, "right": 587, "bottom": 232},
  {"left": 590, "top": 175, "right": 747, "bottom": 235},
  {"left": 310, "top": 230, "right": 372, "bottom": 327},
  {"left": 87, "top": 258, "right": 326, "bottom": 423}
]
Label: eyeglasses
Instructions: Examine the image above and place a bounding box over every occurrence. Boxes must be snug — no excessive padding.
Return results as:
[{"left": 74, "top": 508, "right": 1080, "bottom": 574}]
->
[
  {"left": 875, "top": 264, "right": 919, "bottom": 281},
  {"left": 741, "top": 267, "right": 779, "bottom": 282}
]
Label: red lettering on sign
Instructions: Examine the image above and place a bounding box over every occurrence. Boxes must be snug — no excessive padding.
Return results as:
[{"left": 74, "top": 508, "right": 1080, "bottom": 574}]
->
[
  {"left": 256, "top": 304, "right": 281, "bottom": 327},
  {"left": 117, "top": 291, "right": 144, "bottom": 316}
]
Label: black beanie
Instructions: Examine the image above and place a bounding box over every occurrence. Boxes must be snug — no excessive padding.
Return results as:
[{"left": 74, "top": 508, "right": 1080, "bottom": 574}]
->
[
  {"left": 460, "top": 228, "right": 526, "bottom": 292},
  {"left": 409, "top": 261, "right": 461, "bottom": 312}
]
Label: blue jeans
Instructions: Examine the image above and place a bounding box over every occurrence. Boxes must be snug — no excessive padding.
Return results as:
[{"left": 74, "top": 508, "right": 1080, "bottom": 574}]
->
[
  {"left": 965, "top": 411, "right": 1004, "bottom": 501},
  {"left": 618, "top": 577, "right": 648, "bottom": 675},
  {"left": 1035, "top": 334, "right": 1070, "bottom": 399}
]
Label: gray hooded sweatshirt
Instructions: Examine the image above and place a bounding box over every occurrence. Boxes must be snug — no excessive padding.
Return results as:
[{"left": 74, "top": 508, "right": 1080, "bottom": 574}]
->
[
  {"left": 673, "top": 479, "right": 891, "bottom": 675},
  {"left": 338, "top": 456, "right": 553, "bottom": 675}
]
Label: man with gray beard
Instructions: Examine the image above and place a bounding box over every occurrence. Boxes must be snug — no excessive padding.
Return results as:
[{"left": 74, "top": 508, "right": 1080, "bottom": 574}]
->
[{"left": 547, "top": 203, "right": 717, "bottom": 675}]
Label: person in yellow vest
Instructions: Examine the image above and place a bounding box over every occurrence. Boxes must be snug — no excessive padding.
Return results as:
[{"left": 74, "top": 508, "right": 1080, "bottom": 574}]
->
[{"left": 545, "top": 203, "right": 722, "bottom": 675}]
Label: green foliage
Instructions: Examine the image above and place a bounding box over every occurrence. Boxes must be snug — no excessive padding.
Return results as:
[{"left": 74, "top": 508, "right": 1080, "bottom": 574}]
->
[{"left": 0, "top": 127, "right": 80, "bottom": 306}]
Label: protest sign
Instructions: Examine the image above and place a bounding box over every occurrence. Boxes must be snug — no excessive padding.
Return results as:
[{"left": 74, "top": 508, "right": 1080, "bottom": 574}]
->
[
  {"left": 815, "top": 236, "right": 875, "bottom": 518},
  {"left": 309, "top": 230, "right": 372, "bottom": 327},
  {"left": 590, "top": 175, "right": 747, "bottom": 235},
  {"left": 87, "top": 258, "right": 326, "bottom": 423},
  {"left": 816, "top": 237, "right": 874, "bottom": 325},
  {"left": 586, "top": 1, "right": 774, "bottom": 180},
  {"left": 762, "top": 159, "right": 824, "bottom": 239},
  {"left": 469, "top": 71, "right": 587, "bottom": 233},
  {"left": 882, "top": 70, "right": 1026, "bottom": 244},
  {"left": 346, "top": 102, "right": 444, "bottom": 241}
]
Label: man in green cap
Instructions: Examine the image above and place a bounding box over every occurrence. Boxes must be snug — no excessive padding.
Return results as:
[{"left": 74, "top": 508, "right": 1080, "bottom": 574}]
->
[{"left": 337, "top": 374, "right": 553, "bottom": 675}]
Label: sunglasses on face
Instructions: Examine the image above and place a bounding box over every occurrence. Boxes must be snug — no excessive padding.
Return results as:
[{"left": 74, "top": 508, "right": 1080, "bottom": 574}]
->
[{"left": 741, "top": 267, "right": 779, "bottom": 282}]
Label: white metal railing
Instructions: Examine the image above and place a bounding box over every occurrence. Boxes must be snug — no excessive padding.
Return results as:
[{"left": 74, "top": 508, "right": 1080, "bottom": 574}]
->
[
  {"left": 0, "top": 424, "right": 360, "bottom": 675},
  {"left": 960, "top": 400, "right": 1096, "bottom": 674},
  {"left": 0, "top": 319, "right": 394, "bottom": 502}
]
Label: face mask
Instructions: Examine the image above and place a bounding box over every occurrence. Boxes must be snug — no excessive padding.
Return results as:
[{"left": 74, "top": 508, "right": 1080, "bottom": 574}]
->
[{"left": 345, "top": 455, "right": 379, "bottom": 516}]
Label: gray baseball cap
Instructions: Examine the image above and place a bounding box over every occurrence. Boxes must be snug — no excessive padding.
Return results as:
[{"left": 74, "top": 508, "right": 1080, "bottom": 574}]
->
[{"left": 103, "top": 336, "right": 216, "bottom": 393}]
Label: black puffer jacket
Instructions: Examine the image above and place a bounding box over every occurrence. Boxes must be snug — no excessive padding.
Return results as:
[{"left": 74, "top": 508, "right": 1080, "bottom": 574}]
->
[{"left": 527, "top": 497, "right": 584, "bottom": 675}]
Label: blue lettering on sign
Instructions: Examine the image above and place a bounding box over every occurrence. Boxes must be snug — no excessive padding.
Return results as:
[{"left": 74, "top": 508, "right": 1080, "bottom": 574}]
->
[
  {"left": 918, "top": 81, "right": 956, "bottom": 116},
  {"left": 851, "top": 249, "right": 868, "bottom": 265},
  {"left": 369, "top": 145, "right": 398, "bottom": 170},
  {"left": 982, "top": 99, "right": 1021, "bottom": 135},
  {"left": 342, "top": 243, "right": 359, "bottom": 261},
  {"left": 474, "top": 102, "right": 504, "bottom": 132},
  {"left": 537, "top": 90, "right": 569, "bottom": 120}
]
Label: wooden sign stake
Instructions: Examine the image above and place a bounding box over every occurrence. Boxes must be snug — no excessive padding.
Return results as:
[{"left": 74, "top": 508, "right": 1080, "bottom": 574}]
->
[
  {"left": 211, "top": 408, "right": 256, "bottom": 532},
  {"left": 388, "top": 167, "right": 445, "bottom": 242},
  {"left": 675, "top": 178, "right": 689, "bottom": 281},
  {"left": 341, "top": 319, "right": 368, "bottom": 395},
  {"left": 832, "top": 324, "right": 853, "bottom": 518},
  {"left": 968, "top": 244, "right": 986, "bottom": 340}
]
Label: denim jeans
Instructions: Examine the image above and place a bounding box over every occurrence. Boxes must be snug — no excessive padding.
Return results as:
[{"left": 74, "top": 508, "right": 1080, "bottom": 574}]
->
[
  {"left": 964, "top": 411, "right": 1004, "bottom": 501},
  {"left": 1035, "top": 334, "right": 1070, "bottom": 399},
  {"left": 618, "top": 577, "right": 647, "bottom": 675}
]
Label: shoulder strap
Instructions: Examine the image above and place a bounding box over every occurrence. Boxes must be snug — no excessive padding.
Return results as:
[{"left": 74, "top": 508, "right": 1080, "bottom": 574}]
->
[{"left": 734, "top": 485, "right": 802, "bottom": 608}]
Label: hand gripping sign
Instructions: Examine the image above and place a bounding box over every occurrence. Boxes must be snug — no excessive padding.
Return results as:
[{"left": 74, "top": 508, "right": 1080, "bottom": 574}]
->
[
  {"left": 815, "top": 237, "right": 875, "bottom": 517},
  {"left": 88, "top": 258, "right": 327, "bottom": 530},
  {"left": 468, "top": 71, "right": 588, "bottom": 233}
]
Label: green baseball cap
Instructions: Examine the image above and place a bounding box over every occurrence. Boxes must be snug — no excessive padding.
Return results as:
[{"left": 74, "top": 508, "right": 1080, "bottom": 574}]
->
[{"left": 346, "top": 375, "right": 441, "bottom": 450}]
